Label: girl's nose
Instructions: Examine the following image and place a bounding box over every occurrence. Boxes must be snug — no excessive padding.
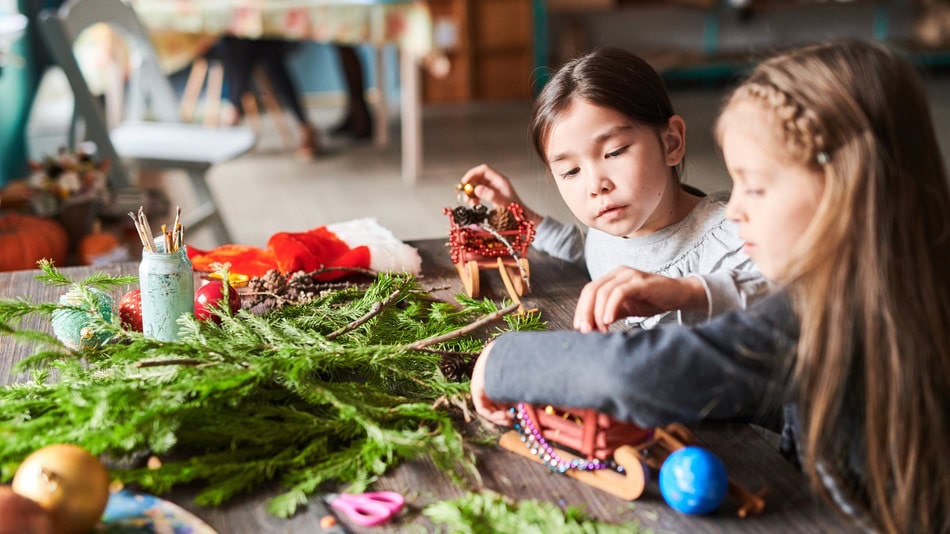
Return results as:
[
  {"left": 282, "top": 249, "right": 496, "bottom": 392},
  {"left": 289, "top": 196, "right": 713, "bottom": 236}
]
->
[
  {"left": 588, "top": 174, "right": 613, "bottom": 197},
  {"left": 725, "top": 192, "right": 745, "bottom": 222}
]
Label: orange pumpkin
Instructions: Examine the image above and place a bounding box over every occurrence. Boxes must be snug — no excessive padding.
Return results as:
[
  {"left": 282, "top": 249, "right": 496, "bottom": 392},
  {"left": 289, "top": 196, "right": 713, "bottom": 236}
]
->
[
  {"left": 0, "top": 214, "right": 69, "bottom": 272},
  {"left": 78, "top": 220, "right": 119, "bottom": 265}
]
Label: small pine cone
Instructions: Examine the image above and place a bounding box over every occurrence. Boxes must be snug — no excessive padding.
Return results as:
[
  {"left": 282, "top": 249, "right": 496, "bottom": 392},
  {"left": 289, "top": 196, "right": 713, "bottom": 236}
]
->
[
  {"left": 288, "top": 270, "right": 315, "bottom": 289},
  {"left": 439, "top": 354, "right": 474, "bottom": 382},
  {"left": 487, "top": 208, "right": 516, "bottom": 231},
  {"left": 453, "top": 205, "right": 491, "bottom": 226},
  {"left": 247, "top": 277, "right": 266, "bottom": 293},
  {"left": 453, "top": 206, "right": 477, "bottom": 226},
  {"left": 472, "top": 204, "right": 489, "bottom": 223},
  {"left": 261, "top": 269, "right": 288, "bottom": 294}
]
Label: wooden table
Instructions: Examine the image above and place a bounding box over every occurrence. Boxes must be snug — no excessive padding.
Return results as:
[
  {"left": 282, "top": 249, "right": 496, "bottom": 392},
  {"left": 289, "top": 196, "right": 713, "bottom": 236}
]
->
[
  {"left": 128, "top": 0, "right": 433, "bottom": 185},
  {"left": 0, "top": 238, "right": 849, "bottom": 532}
]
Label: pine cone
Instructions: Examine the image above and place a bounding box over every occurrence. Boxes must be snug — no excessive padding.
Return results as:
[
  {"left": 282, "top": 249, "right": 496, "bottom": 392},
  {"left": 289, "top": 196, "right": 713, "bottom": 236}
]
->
[
  {"left": 259, "top": 269, "right": 288, "bottom": 294},
  {"left": 453, "top": 205, "right": 489, "bottom": 226},
  {"left": 288, "top": 270, "right": 315, "bottom": 290},
  {"left": 439, "top": 354, "right": 474, "bottom": 382},
  {"left": 487, "top": 208, "right": 516, "bottom": 231}
]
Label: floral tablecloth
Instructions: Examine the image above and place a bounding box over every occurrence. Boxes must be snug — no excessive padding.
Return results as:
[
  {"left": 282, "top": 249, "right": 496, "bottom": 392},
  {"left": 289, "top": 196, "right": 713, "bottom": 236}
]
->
[{"left": 128, "top": 0, "right": 432, "bottom": 73}]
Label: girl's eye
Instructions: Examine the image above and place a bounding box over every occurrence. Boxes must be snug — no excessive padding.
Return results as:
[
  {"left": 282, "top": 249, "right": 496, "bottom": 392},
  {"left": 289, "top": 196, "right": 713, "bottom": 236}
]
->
[
  {"left": 744, "top": 188, "right": 765, "bottom": 196},
  {"left": 559, "top": 167, "right": 580, "bottom": 179},
  {"left": 606, "top": 146, "right": 629, "bottom": 158}
]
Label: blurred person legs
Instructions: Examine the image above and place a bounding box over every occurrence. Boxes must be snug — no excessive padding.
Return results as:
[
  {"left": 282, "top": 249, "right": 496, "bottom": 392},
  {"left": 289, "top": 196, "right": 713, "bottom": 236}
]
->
[
  {"left": 218, "top": 36, "right": 319, "bottom": 158},
  {"left": 331, "top": 45, "right": 371, "bottom": 140},
  {"left": 1, "top": 0, "right": 64, "bottom": 184}
]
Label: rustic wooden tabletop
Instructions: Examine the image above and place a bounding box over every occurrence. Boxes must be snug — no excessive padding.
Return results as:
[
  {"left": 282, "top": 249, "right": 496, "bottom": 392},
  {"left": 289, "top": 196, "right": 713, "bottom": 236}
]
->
[{"left": 0, "top": 238, "right": 849, "bottom": 533}]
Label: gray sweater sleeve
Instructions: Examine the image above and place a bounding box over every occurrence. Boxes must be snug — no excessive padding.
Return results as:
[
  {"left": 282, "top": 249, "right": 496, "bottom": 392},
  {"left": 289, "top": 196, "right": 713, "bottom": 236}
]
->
[
  {"left": 530, "top": 216, "right": 586, "bottom": 267},
  {"left": 692, "top": 270, "right": 772, "bottom": 320},
  {"left": 484, "top": 292, "right": 796, "bottom": 429}
]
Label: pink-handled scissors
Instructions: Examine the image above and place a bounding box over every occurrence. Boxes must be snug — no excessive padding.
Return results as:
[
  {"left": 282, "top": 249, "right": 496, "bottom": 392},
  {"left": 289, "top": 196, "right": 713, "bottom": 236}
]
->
[{"left": 326, "top": 491, "right": 405, "bottom": 527}]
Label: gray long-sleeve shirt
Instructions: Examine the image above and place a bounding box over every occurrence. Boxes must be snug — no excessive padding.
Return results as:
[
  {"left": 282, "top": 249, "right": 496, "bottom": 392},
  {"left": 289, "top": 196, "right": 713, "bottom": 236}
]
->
[{"left": 531, "top": 191, "right": 769, "bottom": 327}]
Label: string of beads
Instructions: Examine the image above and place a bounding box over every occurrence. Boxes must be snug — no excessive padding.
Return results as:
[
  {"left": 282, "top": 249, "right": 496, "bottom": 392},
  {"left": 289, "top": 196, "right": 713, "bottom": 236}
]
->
[{"left": 511, "top": 402, "right": 625, "bottom": 474}]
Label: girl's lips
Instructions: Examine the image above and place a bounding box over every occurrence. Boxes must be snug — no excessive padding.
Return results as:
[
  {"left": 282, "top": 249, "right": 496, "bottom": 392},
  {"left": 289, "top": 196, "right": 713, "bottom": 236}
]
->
[
  {"left": 742, "top": 242, "right": 756, "bottom": 254},
  {"left": 597, "top": 205, "right": 625, "bottom": 219}
]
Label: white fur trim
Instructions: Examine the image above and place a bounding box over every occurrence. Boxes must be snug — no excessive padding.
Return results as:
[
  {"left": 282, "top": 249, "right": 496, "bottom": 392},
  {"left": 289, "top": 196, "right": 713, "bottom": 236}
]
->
[{"left": 326, "top": 218, "right": 422, "bottom": 275}]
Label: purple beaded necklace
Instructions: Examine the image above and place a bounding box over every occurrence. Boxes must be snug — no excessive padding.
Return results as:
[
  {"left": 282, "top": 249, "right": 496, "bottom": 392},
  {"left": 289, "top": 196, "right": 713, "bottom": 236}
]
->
[{"left": 510, "top": 402, "right": 624, "bottom": 474}]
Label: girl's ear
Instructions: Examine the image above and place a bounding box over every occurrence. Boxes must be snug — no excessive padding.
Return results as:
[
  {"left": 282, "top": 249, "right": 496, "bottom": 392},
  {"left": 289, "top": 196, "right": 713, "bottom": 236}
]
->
[{"left": 663, "top": 115, "right": 687, "bottom": 166}]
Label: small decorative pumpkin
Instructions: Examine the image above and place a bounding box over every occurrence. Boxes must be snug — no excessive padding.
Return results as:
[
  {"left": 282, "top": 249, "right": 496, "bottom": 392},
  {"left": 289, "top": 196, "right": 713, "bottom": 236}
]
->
[
  {"left": 78, "top": 220, "right": 120, "bottom": 265},
  {"left": 51, "top": 286, "right": 114, "bottom": 350},
  {"left": 0, "top": 214, "right": 68, "bottom": 272}
]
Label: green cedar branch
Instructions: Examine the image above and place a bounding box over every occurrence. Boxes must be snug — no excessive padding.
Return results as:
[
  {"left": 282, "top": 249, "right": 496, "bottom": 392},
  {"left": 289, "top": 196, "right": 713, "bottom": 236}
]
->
[{"left": 0, "top": 269, "right": 545, "bottom": 519}]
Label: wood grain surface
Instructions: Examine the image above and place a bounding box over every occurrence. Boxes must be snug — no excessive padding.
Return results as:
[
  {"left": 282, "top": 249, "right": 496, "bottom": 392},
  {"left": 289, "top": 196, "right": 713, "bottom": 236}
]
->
[{"left": 0, "top": 239, "right": 849, "bottom": 533}]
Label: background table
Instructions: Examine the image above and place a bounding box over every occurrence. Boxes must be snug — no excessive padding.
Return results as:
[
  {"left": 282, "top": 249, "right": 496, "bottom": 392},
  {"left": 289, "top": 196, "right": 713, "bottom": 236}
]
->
[
  {"left": 128, "top": 0, "right": 433, "bottom": 185},
  {"left": 0, "top": 238, "right": 850, "bottom": 532}
]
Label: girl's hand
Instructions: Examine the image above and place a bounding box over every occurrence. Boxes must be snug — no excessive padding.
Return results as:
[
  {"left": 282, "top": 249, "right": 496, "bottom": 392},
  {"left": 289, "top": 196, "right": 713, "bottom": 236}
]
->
[
  {"left": 460, "top": 164, "right": 543, "bottom": 225},
  {"left": 470, "top": 343, "right": 514, "bottom": 426},
  {"left": 574, "top": 268, "right": 708, "bottom": 333}
]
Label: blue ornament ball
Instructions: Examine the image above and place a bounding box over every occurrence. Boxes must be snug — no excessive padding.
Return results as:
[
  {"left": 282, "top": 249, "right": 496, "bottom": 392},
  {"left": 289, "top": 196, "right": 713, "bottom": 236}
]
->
[
  {"left": 51, "top": 286, "right": 114, "bottom": 350},
  {"left": 659, "top": 446, "right": 728, "bottom": 515}
]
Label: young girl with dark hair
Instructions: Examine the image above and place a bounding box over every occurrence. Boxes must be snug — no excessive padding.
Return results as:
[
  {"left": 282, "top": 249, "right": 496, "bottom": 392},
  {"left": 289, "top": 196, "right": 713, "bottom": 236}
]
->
[
  {"left": 462, "top": 48, "right": 765, "bottom": 328},
  {"left": 471, "top": 40, "right": 950, "bottom": 533}
]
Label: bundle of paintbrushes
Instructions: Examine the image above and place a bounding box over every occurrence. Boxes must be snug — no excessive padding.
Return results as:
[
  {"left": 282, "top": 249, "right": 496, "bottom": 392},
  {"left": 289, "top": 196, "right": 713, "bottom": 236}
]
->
[{"left": 128, "top": 206, "right": 184, "bottom": 253}]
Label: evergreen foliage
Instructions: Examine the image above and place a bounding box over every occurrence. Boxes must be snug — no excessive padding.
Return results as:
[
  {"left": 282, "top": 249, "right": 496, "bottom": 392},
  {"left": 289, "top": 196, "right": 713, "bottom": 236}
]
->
[
  {"left": 423, "top": 490, "right": 641, "bottom": 533},
  {"left": 0, "top": 264, "right": 544, "bottom": 517}
]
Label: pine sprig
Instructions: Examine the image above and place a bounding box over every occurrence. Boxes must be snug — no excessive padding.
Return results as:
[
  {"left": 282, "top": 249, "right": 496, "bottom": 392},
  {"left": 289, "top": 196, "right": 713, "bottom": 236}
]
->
[
  {"left": 0, "top": 269, "right": 544, "bottom": 518},
  {"left": 423, "top": 490, "right": 641, "bottom": 533},
  {"left": 33, "top": 259, "right": 137, "bottom": 290}
]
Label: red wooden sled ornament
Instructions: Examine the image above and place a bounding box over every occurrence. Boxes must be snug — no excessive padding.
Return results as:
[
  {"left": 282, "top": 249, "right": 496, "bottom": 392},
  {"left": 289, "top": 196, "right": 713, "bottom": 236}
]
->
[
  {"left": 443, "top": 203, "right": 535, "bottom": 310},
  {"left": 499, "top": 404, "right": 767, "bottom": 517}
]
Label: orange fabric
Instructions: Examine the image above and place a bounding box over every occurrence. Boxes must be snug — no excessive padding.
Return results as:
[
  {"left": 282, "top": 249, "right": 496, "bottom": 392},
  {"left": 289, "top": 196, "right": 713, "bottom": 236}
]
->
[
  {"left": 187, "top": 226, "right": 371, "bottom": 281},
  {"left": 188, "top": 244, "right": 277, "bottom": 278}
]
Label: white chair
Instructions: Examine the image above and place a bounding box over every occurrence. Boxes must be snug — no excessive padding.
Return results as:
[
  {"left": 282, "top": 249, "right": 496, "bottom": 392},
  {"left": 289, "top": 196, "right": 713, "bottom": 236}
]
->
[{"left": 39, "top": 0, "right": 256, "bottom": 245}]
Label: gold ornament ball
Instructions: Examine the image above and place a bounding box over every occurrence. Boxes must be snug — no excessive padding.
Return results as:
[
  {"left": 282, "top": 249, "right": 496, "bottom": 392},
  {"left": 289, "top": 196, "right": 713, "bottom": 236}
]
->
[{"left": 11, "top": 444, "right": 110, "bottom": 534}]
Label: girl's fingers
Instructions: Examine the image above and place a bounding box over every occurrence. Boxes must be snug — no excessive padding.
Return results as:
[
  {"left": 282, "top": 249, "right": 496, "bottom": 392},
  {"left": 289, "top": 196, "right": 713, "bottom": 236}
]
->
[{"left": 575, "top": 277, "right": 608, "bottom": 331}]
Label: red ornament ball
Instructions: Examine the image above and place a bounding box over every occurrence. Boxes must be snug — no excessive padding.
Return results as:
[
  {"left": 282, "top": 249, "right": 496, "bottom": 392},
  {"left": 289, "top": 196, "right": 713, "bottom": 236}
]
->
[
  {"left": 194, "top": 280, "right": 241, "bottom": 323},
  {"left": 118, "top": 289, "right": 143, "bottom": 332}
]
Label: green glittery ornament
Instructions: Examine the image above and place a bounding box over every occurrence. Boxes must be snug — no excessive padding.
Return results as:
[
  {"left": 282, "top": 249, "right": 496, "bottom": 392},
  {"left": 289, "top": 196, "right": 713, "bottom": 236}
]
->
[{"left": 51, "top": 286, "right": 114, "bottom": 350}]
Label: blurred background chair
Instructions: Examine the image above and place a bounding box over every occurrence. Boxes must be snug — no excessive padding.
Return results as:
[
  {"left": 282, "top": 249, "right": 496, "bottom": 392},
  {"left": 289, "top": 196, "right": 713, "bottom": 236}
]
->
[{"left": 39, "top": 0, "right": 256, "bottom": 245}]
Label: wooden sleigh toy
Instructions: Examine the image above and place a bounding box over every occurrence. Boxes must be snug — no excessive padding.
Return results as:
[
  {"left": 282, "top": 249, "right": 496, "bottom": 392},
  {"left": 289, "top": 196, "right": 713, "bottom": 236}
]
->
[
  {"left": 500, "top": 402, "right": 767, "bottom": 518},
  {"left": 443, "top": 202, "right": 536, "bottom": 308}
]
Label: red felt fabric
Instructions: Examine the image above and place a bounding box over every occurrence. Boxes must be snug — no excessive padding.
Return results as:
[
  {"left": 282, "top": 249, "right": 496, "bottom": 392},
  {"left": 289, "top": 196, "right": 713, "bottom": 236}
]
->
[
  {"left": 187, "top": 226, "right": 371, "bottom": 280},
  {"left": 267, "top": 227, "right": 370, "bottom": 281}
]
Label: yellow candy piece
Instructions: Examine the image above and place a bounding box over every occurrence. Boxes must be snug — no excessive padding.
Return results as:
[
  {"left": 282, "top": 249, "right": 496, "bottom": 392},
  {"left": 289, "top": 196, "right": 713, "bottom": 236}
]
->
[
  {"left": 207, "top": 272, "right": 250, "bottom": 287},
  {"left": 544, "top": 405, "right": 556, "bottom": 415}
]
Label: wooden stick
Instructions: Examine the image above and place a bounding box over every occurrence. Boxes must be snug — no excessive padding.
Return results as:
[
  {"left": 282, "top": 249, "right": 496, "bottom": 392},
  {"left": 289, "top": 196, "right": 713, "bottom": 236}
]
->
[
  {"left": 173, "top": 207, "right": 181, "bottom": 251},
  {"left": 326, "top": 286, "right": 405, "bottom": 340},
  {"left": 135, "top": 358, "right": 203, "bottom": 368},
  {"left": 162, "top": 225, "right": 171, "bottom": 253},
  {"left": 139, "top": 207, "right": 155, "bottom": 252},
  {"left": 128, "top": 212, "right": 149, "bottom": 249},
  {"left": 404, "top": 302, "right": 519, "bottom": 351}
]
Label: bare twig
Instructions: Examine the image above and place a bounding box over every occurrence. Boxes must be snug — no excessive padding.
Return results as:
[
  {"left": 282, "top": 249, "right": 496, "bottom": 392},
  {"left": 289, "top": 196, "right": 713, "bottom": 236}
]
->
[
  {"left": 414, "top": 347, "right": 479, "bottom": 358},
  {"left": 134, "top": 358, "right": 203, "bottom": 368},
  {"left": 403, "top": 302, "right": 519, "bottom": 351},
  {"left": 326, "top": 286, "right": 405, "bottom": 340},
  {"left": 307, "top": 265, "right": 378, "bottom": 278}
]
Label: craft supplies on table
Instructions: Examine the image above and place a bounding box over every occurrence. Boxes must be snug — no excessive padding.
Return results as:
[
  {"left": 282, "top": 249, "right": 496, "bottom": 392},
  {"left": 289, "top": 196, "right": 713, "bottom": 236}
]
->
[
  {"left": 326, "top": 491, "right": 405, "bottom": 527},
  {"left": 132, "top": 207, "right": 194, "bottom": 341}
]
